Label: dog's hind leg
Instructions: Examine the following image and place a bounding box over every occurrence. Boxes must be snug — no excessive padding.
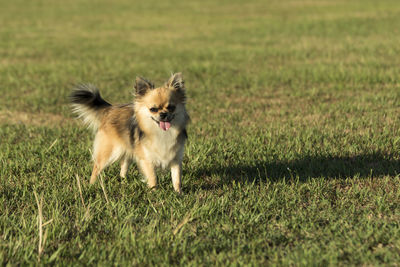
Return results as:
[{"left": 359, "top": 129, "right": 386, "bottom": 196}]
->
[
  {"left": 90, "top": 164, "right": 101, "bottom": 184},
  {"left": 90, "top": 150, "right": 112, "bottom": 184},
  {"left": 90, "top": 131, "right": 122, "bottom": 184}
]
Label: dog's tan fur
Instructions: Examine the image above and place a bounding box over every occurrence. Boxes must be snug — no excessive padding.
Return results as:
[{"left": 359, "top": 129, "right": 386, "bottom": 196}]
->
[{"left": 71, "top": 73, "right": 189, "bottom": 193}]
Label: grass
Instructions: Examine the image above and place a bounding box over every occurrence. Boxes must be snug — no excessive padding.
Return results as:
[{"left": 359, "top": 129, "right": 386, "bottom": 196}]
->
[{"left": 1, "top": 0, "right": 400, "bottom": 265}]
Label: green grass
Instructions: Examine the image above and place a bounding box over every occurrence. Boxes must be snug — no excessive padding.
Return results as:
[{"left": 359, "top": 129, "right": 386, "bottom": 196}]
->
[{"left": 1, "top": 0, "right": 400, "bottom": 265}]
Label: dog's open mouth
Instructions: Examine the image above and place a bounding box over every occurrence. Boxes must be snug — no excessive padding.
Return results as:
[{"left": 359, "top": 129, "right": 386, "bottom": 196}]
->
[
  {"left": 159, "top": 121, "right": 171, "bottom": 131},
  {"left": 152, "top": 117, "right": 172, "bottom": 131}
]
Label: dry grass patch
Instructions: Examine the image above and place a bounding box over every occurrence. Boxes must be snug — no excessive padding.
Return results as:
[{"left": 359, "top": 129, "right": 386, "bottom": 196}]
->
[{"left": 0, "top": 110, "right": 75, "bottom": 127}]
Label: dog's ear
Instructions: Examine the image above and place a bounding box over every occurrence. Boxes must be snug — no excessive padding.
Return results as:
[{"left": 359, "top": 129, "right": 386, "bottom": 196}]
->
[
  {"left": 166, "top": 72, "right": 185, "bottom": 91},
  {"left": 134, "top": 76, "right": 154, "bottom": 96}
]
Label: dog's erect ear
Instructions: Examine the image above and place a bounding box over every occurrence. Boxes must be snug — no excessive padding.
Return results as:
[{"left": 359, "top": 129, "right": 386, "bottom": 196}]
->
[
  {"left": 166, "top": 72, "right": 185, "bottom": 91},
  {"left": 134, "top": 76, "right": 154, "bottom": 96}
]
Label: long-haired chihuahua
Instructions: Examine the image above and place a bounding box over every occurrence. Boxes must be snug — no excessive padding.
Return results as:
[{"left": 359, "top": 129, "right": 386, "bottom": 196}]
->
[{"left": 70, "top": 73, "right": 189, "bottom": 193}]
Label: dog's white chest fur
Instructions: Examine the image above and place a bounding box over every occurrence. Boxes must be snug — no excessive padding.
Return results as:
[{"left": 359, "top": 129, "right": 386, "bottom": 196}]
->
[{"left": 142, "top": 126, "right": 183, "bottom": 169}]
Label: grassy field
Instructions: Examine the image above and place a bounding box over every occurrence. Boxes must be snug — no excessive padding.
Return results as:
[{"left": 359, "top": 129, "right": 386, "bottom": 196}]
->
[{"left": 1, "top": 0, "right": 400, "bottom": 265}]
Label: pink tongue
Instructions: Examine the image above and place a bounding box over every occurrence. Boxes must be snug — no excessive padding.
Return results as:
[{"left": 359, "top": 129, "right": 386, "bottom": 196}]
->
[{"left": 159, "top": 121, "right": 171, "bottom": 131}]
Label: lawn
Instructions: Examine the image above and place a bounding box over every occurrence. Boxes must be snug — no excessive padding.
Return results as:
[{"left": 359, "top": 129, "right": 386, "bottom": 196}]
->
[{"left": 1, "top": 0, "right": 400, "bottom": 265}]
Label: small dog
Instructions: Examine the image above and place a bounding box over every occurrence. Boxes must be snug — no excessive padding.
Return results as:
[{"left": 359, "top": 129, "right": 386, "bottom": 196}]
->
[{"left": 70, "top": 73, "right": 189, "bottom": 193}]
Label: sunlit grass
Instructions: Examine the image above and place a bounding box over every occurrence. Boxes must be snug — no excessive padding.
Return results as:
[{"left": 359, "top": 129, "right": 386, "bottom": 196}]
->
[{"left": 1, "top": 0, "right": 400, "bottom": 265}]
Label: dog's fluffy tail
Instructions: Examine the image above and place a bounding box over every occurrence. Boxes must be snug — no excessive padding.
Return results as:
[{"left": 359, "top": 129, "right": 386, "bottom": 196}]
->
[{"left": 70, "top": 84, "right": 111, "bottom": 131}]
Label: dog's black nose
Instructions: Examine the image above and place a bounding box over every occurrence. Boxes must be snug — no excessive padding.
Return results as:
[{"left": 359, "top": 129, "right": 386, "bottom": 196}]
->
[{"left": 160, "top": 112, "right": 168, "bottom": 119}]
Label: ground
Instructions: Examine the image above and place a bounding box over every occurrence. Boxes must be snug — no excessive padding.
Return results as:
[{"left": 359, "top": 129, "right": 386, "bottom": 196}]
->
[{"left": 1, "top": 0, "right": 400, "bottom": 265}]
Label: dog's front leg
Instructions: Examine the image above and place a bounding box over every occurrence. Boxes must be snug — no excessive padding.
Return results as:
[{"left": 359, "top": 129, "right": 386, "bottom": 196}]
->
[
  {"left": 171, "top": 162, "right": 182, "bottom": 194},
  {"left": 138, "top": 160, "right": 157, "bottom": 189},
  {"left": 120, "top": 156, "right": 131, "bottom": 178}
]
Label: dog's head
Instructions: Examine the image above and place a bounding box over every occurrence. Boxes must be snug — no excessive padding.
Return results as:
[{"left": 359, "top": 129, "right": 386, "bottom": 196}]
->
[{"left": 134, "top": 73, "right": 187, "bottom": 131}]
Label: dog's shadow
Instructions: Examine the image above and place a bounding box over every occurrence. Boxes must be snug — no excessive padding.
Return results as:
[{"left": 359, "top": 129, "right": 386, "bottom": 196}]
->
[{"left": 192, "top": 153, "right": 400, "bottom": 189}]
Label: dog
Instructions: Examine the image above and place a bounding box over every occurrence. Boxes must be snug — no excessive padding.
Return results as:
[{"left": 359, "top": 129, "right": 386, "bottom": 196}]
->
[{"left": 70, "top": 73, "right": 189, "bottom": 193}]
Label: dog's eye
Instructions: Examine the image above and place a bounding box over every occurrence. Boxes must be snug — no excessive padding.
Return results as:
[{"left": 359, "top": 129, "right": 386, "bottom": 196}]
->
[
  {"left": 167, "top": 105, "right": 176, "bottom": 112},
  {"left": 149, "top": 107, "right": 158, "bottom": 113}
]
